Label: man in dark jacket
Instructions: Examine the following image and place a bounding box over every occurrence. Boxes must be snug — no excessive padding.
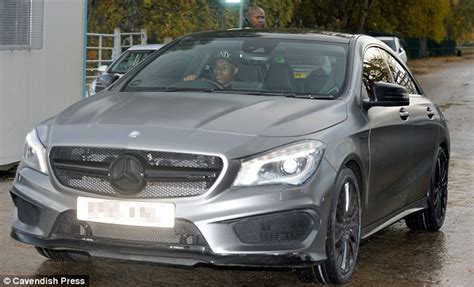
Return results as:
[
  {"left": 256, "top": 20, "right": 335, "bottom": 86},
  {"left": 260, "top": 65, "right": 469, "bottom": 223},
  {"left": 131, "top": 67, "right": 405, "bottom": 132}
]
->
[{"left": 243, "top": 6, "right": 265, "bottom": 28}]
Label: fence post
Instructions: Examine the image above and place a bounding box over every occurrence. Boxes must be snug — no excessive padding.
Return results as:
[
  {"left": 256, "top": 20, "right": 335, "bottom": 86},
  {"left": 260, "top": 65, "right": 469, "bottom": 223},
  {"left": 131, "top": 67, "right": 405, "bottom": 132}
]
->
[
  {"left": 98, "top": 35, "right": 103, "bottom": 68},
  {"left": 419, "top": 37, "right": 428, "bottom": 58},
  {"left": 141, "top": 29, "right": 147, "bottom": 45},
  {"left": 113, "top": 28, "right": 121, "bottom": 60}
]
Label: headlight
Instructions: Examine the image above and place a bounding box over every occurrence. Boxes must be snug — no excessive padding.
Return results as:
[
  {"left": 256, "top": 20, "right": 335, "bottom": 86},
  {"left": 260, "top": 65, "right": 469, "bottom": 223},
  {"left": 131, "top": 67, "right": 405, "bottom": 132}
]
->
[
  {"left": 23, "top": 128, "right": 48, "bottom": 174},
  {"left": 232, "top": 140, "right": 325, "bottom": 187}
]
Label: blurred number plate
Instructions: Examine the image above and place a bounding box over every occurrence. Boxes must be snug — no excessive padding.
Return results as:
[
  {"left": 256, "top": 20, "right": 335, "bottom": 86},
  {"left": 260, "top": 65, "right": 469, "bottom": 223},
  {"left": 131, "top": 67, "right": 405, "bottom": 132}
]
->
[
  {"left": 293, "top": 71, "right": 306, "bottom": 79},
  {"left": 77, "top": 197, "right": 175, "bottom": 228}
]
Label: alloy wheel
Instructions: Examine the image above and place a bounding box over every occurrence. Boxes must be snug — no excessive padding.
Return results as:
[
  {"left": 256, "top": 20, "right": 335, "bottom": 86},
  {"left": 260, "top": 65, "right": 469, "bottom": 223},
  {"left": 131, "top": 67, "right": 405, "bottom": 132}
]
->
[{"left": 334, "top": 180, "right": 360, "bottom": 275}]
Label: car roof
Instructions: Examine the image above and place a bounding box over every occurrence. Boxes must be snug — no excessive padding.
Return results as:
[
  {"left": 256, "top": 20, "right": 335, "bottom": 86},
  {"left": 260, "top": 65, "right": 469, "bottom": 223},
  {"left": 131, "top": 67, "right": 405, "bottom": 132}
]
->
[
  {"left": 374, "top": 36, "right": 397, "bottom": 41},
  {"left": 127, "top": 44, "right": 164, "bottom": 51},
  {"left": 183, "top": 29, "right": 356, "bottom": 44}
]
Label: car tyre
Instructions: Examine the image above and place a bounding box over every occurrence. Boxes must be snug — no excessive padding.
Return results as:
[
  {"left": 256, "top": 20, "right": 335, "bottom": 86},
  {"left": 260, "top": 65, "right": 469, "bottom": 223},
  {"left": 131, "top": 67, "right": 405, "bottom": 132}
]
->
[
  {"left": 294, "top": 168, "right": 361, "bottom": 284},
  {"left": 405, "top": 147, "right": 448, "bottom": 231},
  {"left": 35, "top": 247, "right": 89, "bottom": 261}
]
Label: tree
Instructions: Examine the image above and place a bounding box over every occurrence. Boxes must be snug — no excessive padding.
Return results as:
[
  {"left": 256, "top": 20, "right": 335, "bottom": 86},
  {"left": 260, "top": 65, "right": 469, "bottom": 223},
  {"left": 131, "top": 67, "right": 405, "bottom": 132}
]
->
[
  {"left": 88, "top": 0, "right": 222, "bottom": 43},
  {"left": 251, "top": 0, "right": 301, "bottom": 28},
  {"left": 446, "top": 0, "right": 474, "bottom": 40},
  {"left": 291, "top": 0, "right": 376, "bottom": 32},
  {"left": 88, "top": 0, "right": 301, "bottom": 43},
  {"left": 366, "top": 0, "right": 450, "bottom": 42},
  {"left": 291, "top": 0, "right": 460, "bottom": 42}
]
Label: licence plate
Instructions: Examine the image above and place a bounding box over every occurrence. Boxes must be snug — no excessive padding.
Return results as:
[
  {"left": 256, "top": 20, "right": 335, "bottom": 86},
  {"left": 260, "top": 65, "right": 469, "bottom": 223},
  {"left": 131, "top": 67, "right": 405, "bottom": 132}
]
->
[
  {"left": 293, "top": 71, "right": 307, "bottom": 79},
  {"left": 77, "top": 197, "right": 175, "bottom": 228}
]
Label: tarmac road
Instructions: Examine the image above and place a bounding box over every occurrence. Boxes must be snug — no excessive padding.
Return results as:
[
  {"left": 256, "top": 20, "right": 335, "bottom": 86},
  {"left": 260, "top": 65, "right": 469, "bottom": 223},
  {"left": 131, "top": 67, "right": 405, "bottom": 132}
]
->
[{"left": 0, "top": 56, "right": 473, "bottom": 286}]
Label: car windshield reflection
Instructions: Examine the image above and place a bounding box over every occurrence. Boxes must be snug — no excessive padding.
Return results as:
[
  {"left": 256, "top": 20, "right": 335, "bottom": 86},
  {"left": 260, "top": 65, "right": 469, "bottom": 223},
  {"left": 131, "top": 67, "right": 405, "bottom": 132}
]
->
[{"left": 124, "top": 37, "right": 348, "bottom": 98}]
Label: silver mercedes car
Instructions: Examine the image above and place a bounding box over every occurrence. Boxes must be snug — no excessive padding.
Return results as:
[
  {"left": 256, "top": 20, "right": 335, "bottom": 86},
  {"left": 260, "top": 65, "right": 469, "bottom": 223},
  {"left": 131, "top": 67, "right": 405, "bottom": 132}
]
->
[{"left": 10, "top": 30, "right": 449, "bottom": 284}]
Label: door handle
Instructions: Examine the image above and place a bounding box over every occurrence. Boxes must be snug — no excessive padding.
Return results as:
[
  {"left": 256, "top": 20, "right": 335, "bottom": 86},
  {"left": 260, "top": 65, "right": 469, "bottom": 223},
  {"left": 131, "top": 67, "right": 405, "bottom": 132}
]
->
[
  {"left": 399, "top": 107, "right": 409, "bottom": 120},
  {"left": 427, "top": 107, "right": 435, "bottom": 119}
]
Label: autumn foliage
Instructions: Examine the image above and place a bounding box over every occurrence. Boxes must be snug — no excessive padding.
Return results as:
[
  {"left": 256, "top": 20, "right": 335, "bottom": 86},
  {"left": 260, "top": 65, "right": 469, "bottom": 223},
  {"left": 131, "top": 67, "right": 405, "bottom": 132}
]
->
[{"left": 87, "top": 0, "right": 474, "bottom": 43}]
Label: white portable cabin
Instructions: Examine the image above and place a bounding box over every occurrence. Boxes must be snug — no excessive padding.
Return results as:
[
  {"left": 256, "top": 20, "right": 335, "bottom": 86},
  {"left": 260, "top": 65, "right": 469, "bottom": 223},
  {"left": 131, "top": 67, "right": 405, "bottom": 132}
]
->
[{"left": 0, "top": 0, "right": 86, "bottom": 167}]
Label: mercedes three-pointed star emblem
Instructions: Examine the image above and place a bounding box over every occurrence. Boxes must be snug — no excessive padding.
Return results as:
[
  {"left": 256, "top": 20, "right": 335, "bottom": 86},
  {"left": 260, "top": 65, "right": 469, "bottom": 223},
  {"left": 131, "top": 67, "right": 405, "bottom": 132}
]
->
[{"left": 109, "top": 155, "right": 146, "bottom": 194}]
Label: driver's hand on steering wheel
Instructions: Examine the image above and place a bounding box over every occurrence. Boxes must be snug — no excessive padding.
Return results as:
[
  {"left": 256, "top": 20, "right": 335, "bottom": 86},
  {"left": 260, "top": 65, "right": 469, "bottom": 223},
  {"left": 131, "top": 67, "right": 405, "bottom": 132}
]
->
[{"left": 183, "top": 74, "right": 198, "bottom": 81}]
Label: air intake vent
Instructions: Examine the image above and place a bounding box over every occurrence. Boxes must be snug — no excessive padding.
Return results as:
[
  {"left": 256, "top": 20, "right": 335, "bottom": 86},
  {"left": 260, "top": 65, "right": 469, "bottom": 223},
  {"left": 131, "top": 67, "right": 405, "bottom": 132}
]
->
[
  {"left": 52, "top": 210, "right": 209, "bottom": 247},
  {"left": 232, "top": 211, "right": 315, "bottom": 245}
]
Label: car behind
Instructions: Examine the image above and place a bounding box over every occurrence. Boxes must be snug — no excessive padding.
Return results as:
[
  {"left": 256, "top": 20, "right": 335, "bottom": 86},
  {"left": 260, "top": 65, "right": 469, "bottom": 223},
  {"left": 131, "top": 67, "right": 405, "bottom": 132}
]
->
[
  {"left": 88, "top": 44, "right": 163, "bottom": 96},
  {"left": 375, "top": 36, "right": 408, "bottom": 63}
]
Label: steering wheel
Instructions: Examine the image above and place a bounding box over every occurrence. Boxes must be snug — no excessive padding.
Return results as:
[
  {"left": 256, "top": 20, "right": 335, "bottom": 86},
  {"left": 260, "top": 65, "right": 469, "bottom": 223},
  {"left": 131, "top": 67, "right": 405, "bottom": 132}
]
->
[{"left": 202, "top": 79, "right": 225, "bottom": 90}]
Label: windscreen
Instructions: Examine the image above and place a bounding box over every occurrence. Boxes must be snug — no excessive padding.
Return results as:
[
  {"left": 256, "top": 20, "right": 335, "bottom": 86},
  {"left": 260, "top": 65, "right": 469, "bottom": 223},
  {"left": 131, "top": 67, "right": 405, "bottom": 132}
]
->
[
  {"left": 124, "top": 36, "right": 348, "bottom": 97},
  {"left": 380, "top": 39, "right": 397, "bottom": 51},
  {"left": 109, "top": 50, "right": 155, "bottom": 74}
]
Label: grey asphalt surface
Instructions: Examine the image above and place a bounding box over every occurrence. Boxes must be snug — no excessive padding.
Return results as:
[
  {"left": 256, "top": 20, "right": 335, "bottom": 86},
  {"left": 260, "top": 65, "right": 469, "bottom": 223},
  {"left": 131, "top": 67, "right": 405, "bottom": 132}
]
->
[{"left": 1, "top": 56, "right": 473, "bottom": 286}]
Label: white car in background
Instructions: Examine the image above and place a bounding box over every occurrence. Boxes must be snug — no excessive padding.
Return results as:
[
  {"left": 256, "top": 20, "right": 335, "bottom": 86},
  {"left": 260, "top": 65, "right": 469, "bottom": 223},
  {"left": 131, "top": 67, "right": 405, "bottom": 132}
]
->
[
  {"left": 88, "top": 44, "right": 163, "bottom": 96},
  {"left": 375, "top": 36, "right": 407, "bottom": 63}
]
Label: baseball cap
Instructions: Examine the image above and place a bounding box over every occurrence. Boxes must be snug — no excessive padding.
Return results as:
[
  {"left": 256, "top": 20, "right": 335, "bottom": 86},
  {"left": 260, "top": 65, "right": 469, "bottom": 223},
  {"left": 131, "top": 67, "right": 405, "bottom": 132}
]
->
[{"left": 211, "top": 50, "right": 238, "bottom": 65}]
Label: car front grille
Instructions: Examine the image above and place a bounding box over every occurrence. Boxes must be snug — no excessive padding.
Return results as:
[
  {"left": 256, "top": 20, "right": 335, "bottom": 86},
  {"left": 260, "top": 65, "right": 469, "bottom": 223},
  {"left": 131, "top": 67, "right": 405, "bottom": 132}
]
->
[
  {"left": 51, "top": 210, "right": 209, "bottom": 247},
  {"left": 50, "top": 147, "right": 224, "bottom": 198}
]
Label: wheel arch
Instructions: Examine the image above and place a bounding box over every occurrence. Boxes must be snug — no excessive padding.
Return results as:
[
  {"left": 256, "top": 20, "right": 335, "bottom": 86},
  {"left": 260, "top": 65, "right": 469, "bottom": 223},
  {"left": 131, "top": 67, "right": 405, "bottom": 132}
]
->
[
  {"left": 439, "top": 140, "right": 450, "bottom": 161},
  {"left": 337, "top": 154, "right": 366, "bottom": 210}
]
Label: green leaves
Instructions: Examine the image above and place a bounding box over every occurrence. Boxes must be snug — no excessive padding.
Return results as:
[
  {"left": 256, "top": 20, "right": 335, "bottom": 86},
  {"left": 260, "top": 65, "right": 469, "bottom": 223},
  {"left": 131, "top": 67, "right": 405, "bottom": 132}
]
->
[
  {"left": 367, "top": 0, "right": 450, "bottom": 42},
  {"left": 87, "top": 0, "right": 474, "bottom": 43}
]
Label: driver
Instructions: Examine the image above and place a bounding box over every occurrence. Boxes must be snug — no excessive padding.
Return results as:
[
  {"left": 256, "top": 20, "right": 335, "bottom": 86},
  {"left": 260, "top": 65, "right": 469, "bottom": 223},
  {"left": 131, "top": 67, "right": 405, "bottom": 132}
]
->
[{"left": 184, "top": 50, "right": 239, "bottom": 88}]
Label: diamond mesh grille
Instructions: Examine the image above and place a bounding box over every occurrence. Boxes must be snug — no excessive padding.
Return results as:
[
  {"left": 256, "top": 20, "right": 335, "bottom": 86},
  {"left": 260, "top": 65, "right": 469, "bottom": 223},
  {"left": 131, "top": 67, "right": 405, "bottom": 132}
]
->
[{"left": 50, "top": 147, "right": 224, "bottom": 198}]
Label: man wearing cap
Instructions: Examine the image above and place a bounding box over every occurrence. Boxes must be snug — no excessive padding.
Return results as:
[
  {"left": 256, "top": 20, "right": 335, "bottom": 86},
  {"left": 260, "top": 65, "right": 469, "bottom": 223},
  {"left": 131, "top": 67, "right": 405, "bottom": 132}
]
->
[{"left": 184, "top": 50, "right": 239, "bottom": 89}]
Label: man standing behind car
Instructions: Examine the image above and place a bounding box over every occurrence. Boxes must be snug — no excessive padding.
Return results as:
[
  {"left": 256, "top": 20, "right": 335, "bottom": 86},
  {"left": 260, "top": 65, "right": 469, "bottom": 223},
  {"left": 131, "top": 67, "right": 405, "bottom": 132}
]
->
[{"left": 243, "top": 6, "right": 266, "bottom": 28}]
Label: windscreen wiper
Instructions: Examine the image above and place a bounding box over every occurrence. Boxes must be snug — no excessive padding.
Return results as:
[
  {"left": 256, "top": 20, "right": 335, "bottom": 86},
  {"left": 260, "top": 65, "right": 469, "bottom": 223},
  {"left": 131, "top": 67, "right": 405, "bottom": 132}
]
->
[
  {"left": 241, "top": 90, "right": 335, "bottom": 99},
  {"left": 290, "top": 94, "right": 335, "bottom": 100},
  {"left": 163, "top": 86, "right": 215, "bottom": 93}
]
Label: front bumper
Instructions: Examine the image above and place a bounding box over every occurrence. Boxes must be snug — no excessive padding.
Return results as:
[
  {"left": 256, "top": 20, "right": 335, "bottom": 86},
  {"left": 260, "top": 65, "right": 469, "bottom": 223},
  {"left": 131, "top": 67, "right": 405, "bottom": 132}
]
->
[
  {"left": 10, "top": 160, "right": 337, "bottom": 267},
  {"left": 11, "top": 228, "right": 320, "bottom": 267}
]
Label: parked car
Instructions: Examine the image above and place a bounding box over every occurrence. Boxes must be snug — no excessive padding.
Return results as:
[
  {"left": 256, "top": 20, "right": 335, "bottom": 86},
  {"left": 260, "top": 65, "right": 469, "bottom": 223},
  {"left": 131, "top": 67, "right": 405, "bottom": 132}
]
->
[
  {"left": 11, "top": 30, "right": 449, "bottom": 284},
  {"left": 88, "top": 44, "right": 163, "bottom": 96},
  {"left": 375, "top": 36, "right": 408, "bottom": 63}
]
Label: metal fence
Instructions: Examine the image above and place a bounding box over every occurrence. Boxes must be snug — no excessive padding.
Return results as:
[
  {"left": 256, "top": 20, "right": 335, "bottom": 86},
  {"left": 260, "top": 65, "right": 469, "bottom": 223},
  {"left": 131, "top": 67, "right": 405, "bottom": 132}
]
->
[
  {"left": 404, "top": 38, "right": 456, "bottom": 59},
  {"left": 85, "top": 28, "right": 147, "bottom": 96}
]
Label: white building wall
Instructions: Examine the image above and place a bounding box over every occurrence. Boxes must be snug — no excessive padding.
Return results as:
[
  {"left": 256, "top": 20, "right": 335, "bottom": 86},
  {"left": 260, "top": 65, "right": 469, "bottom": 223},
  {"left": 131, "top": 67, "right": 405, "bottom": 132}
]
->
[{"left": 0, "top": 0, "right": 85, "bottom": 165}]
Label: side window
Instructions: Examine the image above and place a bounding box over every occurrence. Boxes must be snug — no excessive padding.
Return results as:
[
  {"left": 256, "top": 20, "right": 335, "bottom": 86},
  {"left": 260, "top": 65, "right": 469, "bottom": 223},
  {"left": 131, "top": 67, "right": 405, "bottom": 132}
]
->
[
  {"left": 362, "top": 47, "right": 393, "bottom": 99},
  {"left": 0, "top": 0, "right": 44, "bottom": 50},
  {"left": 379, "top": 49, "right": 419, "bottom": 94}
]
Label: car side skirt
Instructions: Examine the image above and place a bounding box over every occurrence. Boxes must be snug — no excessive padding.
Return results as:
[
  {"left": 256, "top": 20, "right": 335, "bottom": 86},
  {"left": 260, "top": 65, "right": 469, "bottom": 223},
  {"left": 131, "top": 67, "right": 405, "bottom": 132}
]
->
[{"left": 361, "top": 197, "right": 427, "bottom": 239}]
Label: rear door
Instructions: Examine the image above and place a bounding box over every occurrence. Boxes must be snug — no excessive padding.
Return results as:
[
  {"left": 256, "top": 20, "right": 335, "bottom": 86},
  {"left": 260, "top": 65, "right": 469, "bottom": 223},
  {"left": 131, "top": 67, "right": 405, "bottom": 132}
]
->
[{"left": 381, "top": 50, "right": 440, "bottom": 204}]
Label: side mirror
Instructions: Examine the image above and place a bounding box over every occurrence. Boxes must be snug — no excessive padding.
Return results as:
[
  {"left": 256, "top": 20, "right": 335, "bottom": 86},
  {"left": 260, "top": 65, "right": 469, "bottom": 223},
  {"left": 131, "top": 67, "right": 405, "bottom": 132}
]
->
[
  {"left": 97, "top": 65, "right": 108, "bottom": 74},
  {"left": 110, "top": 73, "right": 121, "bottom": 84},
  {"left": 363, "top": 82, "right": 410, "bottom": 109}
]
